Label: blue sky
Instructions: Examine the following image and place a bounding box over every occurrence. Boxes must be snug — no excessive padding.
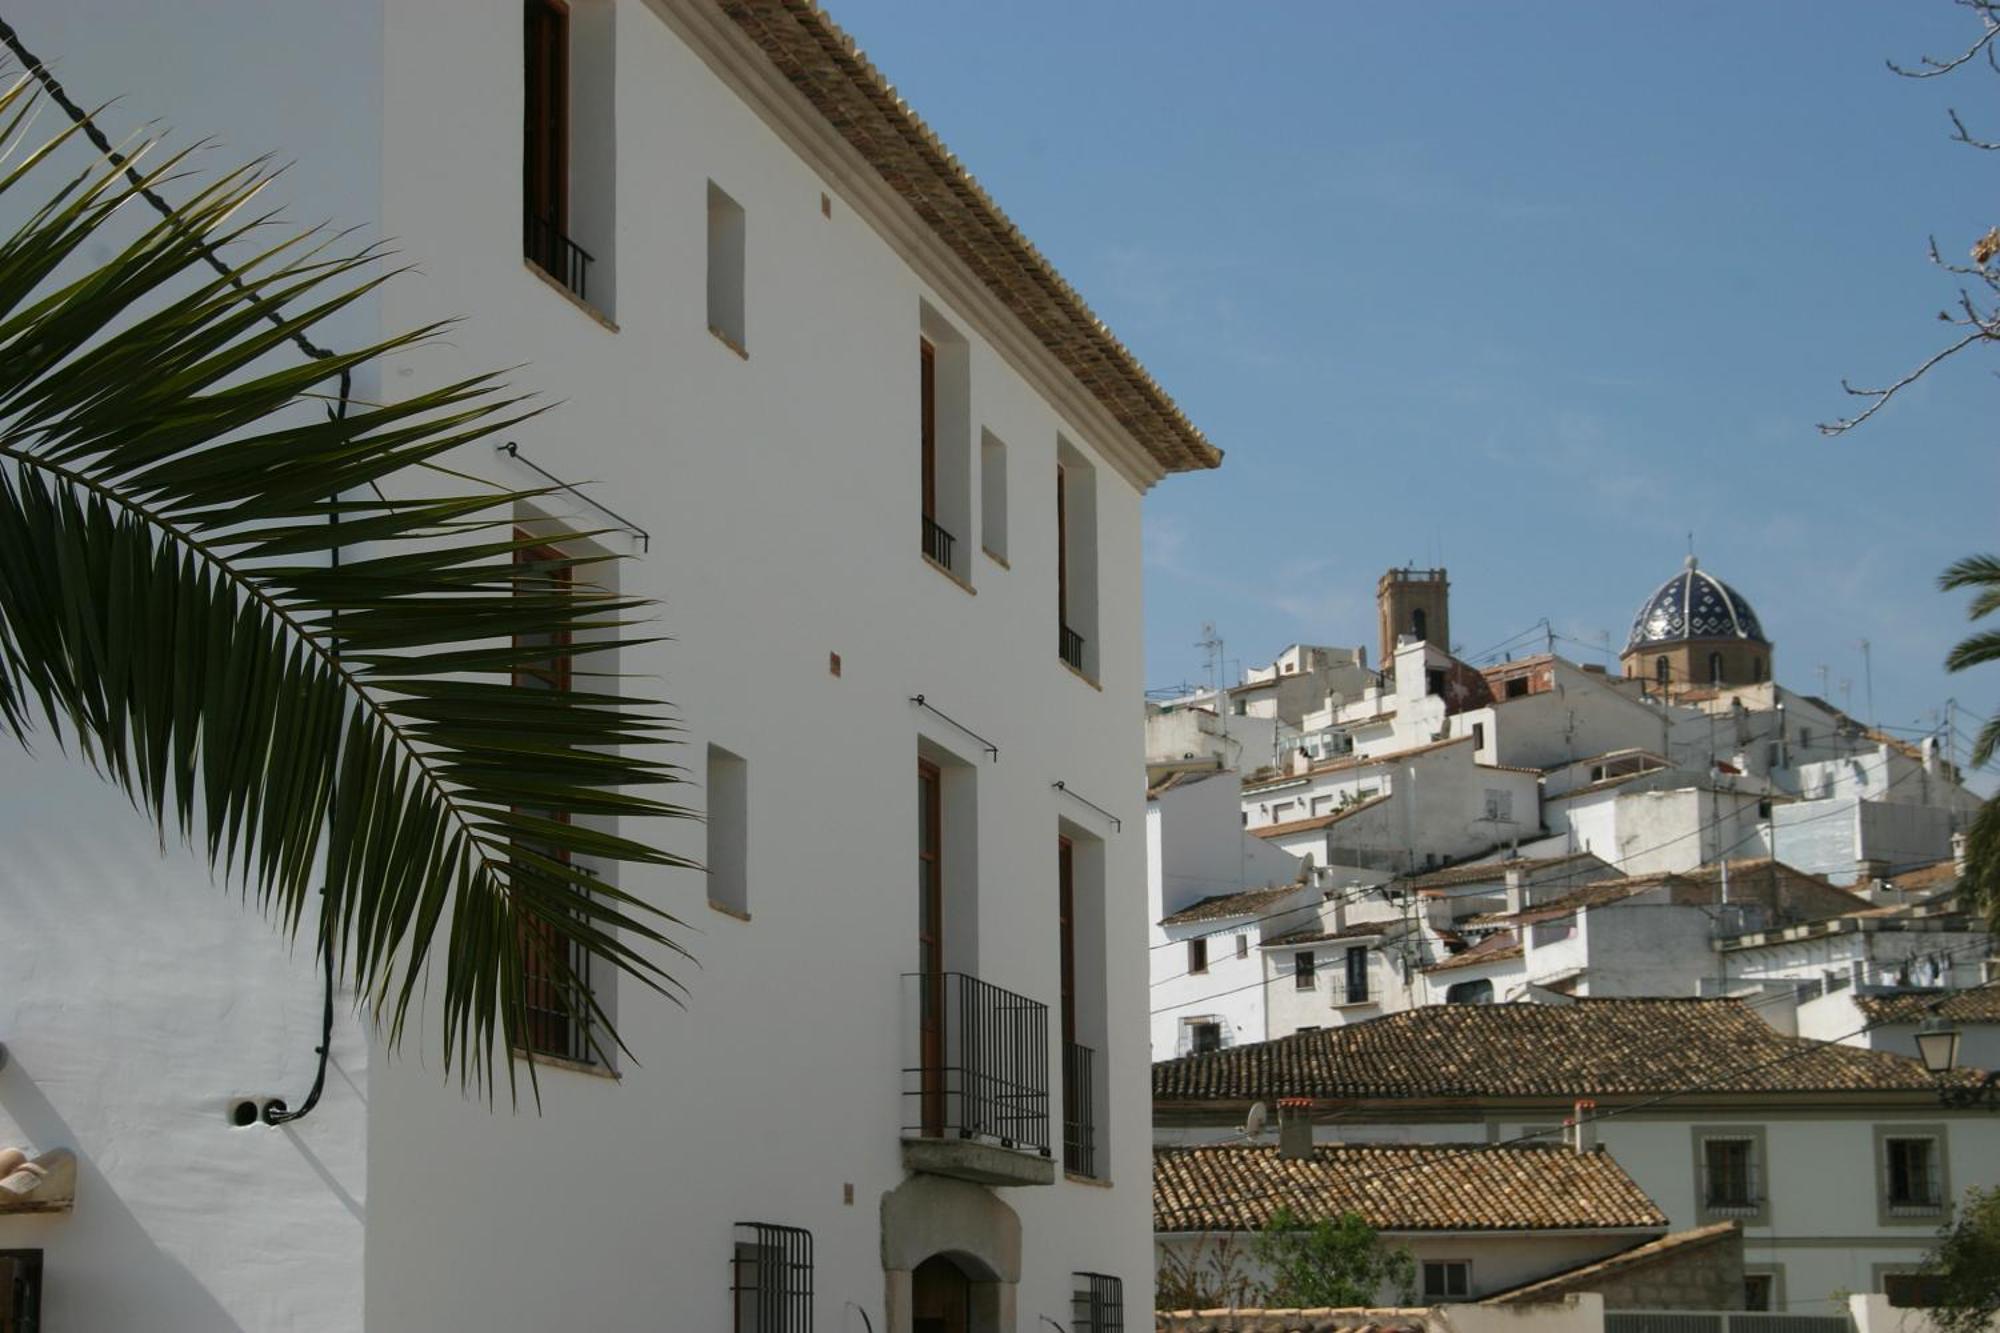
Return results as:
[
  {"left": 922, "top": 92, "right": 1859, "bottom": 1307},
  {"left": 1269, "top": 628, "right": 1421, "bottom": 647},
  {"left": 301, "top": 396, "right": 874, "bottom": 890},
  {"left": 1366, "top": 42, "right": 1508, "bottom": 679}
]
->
[{"left": 829, "top": 2, "right": 2000, "bottom": 764}]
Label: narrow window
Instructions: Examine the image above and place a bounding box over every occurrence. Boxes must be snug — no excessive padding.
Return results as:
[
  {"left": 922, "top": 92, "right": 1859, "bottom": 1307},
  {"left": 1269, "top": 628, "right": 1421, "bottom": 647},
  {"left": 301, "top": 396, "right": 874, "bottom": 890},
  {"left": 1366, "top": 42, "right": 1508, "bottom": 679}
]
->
[
  {"left": 1056, "top": 439, "right": 1099, "bottom": 677},
  {"left": 1072, "top": 1272, "right": 1125, "bottom": 1333},
  {"left": 917, "top": 760, "right": 945, "bottom": 1136},
  {"left": 920, "top": 339, "right": 939, "bottom": 555},
  {"left": 980, "top": 429, "right": 1009, "bottom": 562},
  {"left": 513, "top": 537, "right": 591, "bottom": 1063},
  {"left": 706, "top": 745, "right": 749, "bottom": 915},
  {"left": 1753, "top": 658, "right": 1766, "bottom": 683},
  {"left": 1505, "top": 676, "right": 1529, "bottom": 699},
  {"left": 732, "top": 1223, "right": 813, "bottom": 1333},
  {"left": 1709, "top": 651, "right": 1724, "bottom": 685},
  {"left": 1411, "top": 607, "right": 1428, "bottom": 642},
  {"left": 1655, "top": 656, "right": 1670, "bottom": 688},
  {"left": 1702, "top": 1137, "right": 1758, "bottom": 1212},
  {"left": 1345, "top": 946, "right": 1368, "bottom": 1004},
  {"left": 1187, "top": 936, "right": 1208, "bottom": 976},
  {"left": 1235, "top": 934, "right": 1249, "bottom": 960},
  {"left": 1425, "top": 668, "right": 1446, "bottom": 696},
  {"left": 1471, "top": 722, "right": 1485, "bottom": 751},
  {"left": 1058, "top": 835, "right": 1095, "bottom": 1176},
  {"left": 706, "top": 182, "right": 747, "bottom": 352},
  {"left": 1294, "top": 950, "right": 1316, "bottom": 990},
  {"left": 523, "top": 0, "right": 572, "bottom": 289},
  {"left": 1421, "top": 1260, "right": 1470, "bottom": 1300},
  {"left": 0, "top": 1252, "right": 42, "bottom": 1332},
  {"left": 1885, "top": 1137, "right": 1942, "bottom": 1212},
  {"left": 1743, "top": 1275, "right": 1775, "bottom": 1312}
]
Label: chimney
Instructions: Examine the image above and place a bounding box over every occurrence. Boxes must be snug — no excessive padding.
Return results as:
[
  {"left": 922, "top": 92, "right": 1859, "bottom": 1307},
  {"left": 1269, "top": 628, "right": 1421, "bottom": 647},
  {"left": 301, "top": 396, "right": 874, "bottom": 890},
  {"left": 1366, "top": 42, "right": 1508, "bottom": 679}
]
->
[
  {"left": 1327, "top": 888, "right": 1349, "bottom": 934},
  {"left": 1277, "top": 1097, "right": 1315, "bottom": 1161},
  {"left": 1291, "top": 747, "right": 1312, "bottom": 776},
  {"left": 1568, "top": 1099, "right": 1597, "bottom": 1153},
  {"left": 1504, "top": 866, "right": 1527, "bottom": 917},
  {"left": 1954, "top": 831, "right": 1969, "bottom": 877}
]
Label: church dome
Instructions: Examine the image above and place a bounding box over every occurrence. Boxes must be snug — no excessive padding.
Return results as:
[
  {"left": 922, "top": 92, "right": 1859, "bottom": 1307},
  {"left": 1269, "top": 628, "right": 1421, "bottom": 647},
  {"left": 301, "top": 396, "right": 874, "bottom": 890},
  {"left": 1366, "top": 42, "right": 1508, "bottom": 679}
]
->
[{"left": 1623, "top": 556, "right": 1767, "bottom": 653}]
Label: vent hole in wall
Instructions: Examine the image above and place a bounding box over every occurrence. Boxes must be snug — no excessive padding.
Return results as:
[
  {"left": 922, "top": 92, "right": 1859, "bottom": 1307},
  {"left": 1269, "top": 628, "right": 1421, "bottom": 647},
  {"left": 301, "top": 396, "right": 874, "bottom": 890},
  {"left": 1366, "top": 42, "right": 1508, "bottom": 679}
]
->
[{"left": 230, "top": 1100, "right": 260, "bottom": 1128}]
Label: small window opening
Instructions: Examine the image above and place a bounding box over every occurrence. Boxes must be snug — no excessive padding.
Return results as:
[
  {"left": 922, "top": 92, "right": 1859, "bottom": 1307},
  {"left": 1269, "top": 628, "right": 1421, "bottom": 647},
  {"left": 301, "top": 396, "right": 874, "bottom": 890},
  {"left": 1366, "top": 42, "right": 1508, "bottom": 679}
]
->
[
  {"left": 707, "top": 744, "right": 749, "bottom": 915},
  {"left": 980, "top": 429, "right": 1008, "bottom": 562},
  {"left": 707, "top": 182, "right": 747, "bottom": 352}
]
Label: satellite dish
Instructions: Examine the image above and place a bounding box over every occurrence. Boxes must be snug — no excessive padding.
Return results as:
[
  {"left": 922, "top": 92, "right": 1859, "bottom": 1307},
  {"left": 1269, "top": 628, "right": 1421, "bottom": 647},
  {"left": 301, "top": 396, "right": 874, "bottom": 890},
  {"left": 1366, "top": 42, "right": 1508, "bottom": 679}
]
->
[{"left": 1241, "top": 1101, "right": 1269, "bottom": 1140}]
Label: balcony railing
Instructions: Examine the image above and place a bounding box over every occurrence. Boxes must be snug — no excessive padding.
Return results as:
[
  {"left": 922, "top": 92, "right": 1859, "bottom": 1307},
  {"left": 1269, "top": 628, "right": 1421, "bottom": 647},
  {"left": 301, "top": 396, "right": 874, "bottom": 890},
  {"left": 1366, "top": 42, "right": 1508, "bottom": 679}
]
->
[
  {"left": 1059, "top": 624, "right": 1086, "bottom": 672},
  {"left": 525, "top": 211, "right": 595, "bottom": 305},
  {"left": 904, "top": 972, "right": 1050, "bottom": 1157},
  {"left": 1063, "top": 1041, "right": 1097, "bottom": 1178},
  {"left": 1607, "top": 1315, "right": 1851, "bottom": 1333},
  {"left": 922, "top": 515, "right": 957, "bottom": 570}
]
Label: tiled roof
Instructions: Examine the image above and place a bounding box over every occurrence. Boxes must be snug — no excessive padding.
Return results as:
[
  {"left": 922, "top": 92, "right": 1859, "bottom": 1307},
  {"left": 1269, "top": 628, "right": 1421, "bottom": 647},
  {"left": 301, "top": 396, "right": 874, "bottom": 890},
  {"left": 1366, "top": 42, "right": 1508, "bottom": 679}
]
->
[
  {"left": 1408, "top": 852, "right": 1606, "bottom": 892},
  {"left": 1153, "top": 998, "right": 1960, "bottom": 1102},
  {"left": 1243, "top": 737, "right": 1472, "bottom": 794},
  {"left": 1148, "top": 768, "right": 1229, "bottom": 800},
  {"left": 717, "top": 1, "right": 1220, "bottom": 475},
  {"left": 1263, "top": 920, "right": 1404, "bottom": 948},
  {"left": 1460, "top": 875, "right": 1695, "bottom": 928},
  {"left": 1421, "top": 931, "right": 1522, "bottom": 974},
  {"left": 1161, "top": 884, "right": 1310, "bottom": 928},
  {"left": 1482, "top": 1222, "right": 1741, "bottom": 1304},
  {"left": 1153, "top": 1143, "right": 1667, "bottom": 1234},
  {"left": 1891, "top": 860, "right": 1961, "bottom": 893},
  {"left": 1855, "top": 989, "right": 2000, "bottom": 1025},
  {"left": 1542, "top": 770, "right": 1660, "bottom": 802},
  {"left": 1253, "top": 794, "right": 1394, "bottom": 840},
  {"left": 1157, "top": 1314, "right": 1420, "bottom": 1333}
]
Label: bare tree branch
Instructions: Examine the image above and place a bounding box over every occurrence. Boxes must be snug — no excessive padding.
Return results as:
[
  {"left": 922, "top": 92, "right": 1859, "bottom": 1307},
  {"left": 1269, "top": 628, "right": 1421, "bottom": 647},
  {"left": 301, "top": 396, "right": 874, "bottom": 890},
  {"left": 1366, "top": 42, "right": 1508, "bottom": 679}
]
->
[
  {"left": 1821, "top": 330, "right": 1988, "bottom": 434},
  {"left": 1948, "top": 107, "right": 2000, "bottom": 149},
  {"left": 1888, "top": 1, "right": 2000, "bottom": 78}
]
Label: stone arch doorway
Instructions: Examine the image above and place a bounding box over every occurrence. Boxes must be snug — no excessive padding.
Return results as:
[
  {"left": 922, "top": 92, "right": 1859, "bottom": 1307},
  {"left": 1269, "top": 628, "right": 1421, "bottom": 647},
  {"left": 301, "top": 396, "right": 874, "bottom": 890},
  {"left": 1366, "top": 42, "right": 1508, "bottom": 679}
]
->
[{"left": 881, "top": 1175, "right": 1020, "bottom": 1333}]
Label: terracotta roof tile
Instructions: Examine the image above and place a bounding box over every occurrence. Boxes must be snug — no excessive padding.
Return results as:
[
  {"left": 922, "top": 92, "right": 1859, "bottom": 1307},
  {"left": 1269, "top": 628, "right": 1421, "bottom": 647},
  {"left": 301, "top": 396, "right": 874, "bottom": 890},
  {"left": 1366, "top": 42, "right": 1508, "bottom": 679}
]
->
[
  {"left": 1408, "top": 852, "right": 1607, "bottom": 892},
  {"left": 1482, "top": 1222, "right": 1741, "bottom": 1303},
  {"left": 718, "top": 1, "right": 1220, "bottom": 475},
  {"left": 1153, "top": 1142, "right": 1667, "bottom": 1234},
  {"left": 1421, "top": 931, "right": 1523, "bottom": 974},
  {"left": 1855, "top": 989, "right": 2000, "bottom": 1025},
  {"left": 1153, "top": 998, "right": 1961, "bottom": 1102},
  {"left": 1161, "top": 884, "right": 1311, "bottom": 928},
  {"left": 1243, "top": 737, "right": 1472, "bottom": 794},
  {"left": 1253, "top": 794, "right": 1394, "bottom": 840},
  {"left": 1263, "top": 920, "right": 1405, "bottom": 948}
]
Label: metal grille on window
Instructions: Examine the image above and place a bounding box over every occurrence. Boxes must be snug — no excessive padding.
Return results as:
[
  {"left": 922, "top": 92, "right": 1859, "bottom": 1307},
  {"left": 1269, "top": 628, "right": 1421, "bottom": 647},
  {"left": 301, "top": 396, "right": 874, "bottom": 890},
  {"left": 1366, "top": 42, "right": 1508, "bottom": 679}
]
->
[
  {"left": 1701, "top": 1137, "right": 1759, "bottom": 1214},
  {"left": 0, "top": 1250, "right": 42, "bottom": 1333},
  {"left": 1072, "top": 1271, "right": 1124, "bottom": 1333},
  {"left": 732, "top": 1223, "right": 813, "bottom": 1333},
  {"left": 1886, "top": 1137, "right": 1942, "bottom": 1214}
]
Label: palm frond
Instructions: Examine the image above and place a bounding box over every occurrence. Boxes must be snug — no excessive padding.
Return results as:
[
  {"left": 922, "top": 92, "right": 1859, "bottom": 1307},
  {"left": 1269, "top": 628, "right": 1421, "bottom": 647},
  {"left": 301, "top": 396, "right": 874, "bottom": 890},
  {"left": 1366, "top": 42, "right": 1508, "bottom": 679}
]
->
[
  {"left": 1960, "top": 793, "right": 2000, "bottom": 931},
  {"left": 1972, "top": 715, "right": 2000, "bottom": 771},
  {"left": 1945, "top": 628, "right": 2000, "bottom": 675},
  {"left": 0, "top": 78, "right": 693, "bottom": 1098},
  {"left": 1941, "top": 553, "right": 2000, "bottom": 621}
]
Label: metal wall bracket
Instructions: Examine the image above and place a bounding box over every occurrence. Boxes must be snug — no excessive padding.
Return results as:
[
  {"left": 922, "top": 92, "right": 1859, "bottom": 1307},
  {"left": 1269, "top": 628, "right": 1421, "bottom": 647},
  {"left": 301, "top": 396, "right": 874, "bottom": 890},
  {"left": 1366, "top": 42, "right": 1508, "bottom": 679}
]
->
[
  {"left": 1052, "top": 781, "right": 1121, "bottom": 832},
  {"left": 497, "top": 441, "right": 652, "bottom": 552},
  {"left": 910, "top": 695, "right": 998, "bottom": 761}
]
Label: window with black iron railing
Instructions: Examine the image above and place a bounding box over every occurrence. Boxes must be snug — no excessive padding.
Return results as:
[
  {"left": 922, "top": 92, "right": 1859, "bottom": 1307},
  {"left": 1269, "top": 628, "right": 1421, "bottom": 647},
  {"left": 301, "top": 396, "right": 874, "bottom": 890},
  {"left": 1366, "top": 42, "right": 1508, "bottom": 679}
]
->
[
  {"left": 732, "top": 1222, "right": 813, "bottom": 1333},
  {"left": 923, "top": 514, "right": 956, "bottom": 571},
  {"left": 1063, "top": 1041, "right": 1097, "bottom": 1179},
  {"left": 904, "top": 972, "right": 1051, "bottom": 1157},
  {"left": 1059, "top": 623, "right": 1086, "bottom": 672},
  {"left": 525, "top": 210, "right": 595, "bottom": 306},
  {"left": 1700, "top": 1138, "right": 1761, "bottom": 1215},
  {"left": 1072, "top": 1272, "right": 1124, "bottom": 1333}
]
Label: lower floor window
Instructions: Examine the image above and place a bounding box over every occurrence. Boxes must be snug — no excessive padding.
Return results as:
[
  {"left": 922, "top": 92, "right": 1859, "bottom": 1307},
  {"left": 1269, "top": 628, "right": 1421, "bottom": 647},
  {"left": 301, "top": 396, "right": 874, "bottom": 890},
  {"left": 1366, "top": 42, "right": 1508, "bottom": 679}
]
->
[
  {"left": 732, "top": 1222, "right": 813, "bottom": 1333},
  {"left": 0, "top": 1251, "right": 41, "bottom": 1333},
  {"left": 1743, "top": 1274, "right": 1775, "bottom": 1312},
  {"left": 1072, "top": 1271, "right": 1124, "bottom": 1333},
  {"left": 1883, "top": 1273, "right": 1944, "bottom": 1309},
  {"left": 1187, "top": 1020, "right": 1222, "bottom": 1055},
  {"left": 1422, "top": 1259, "right": 1470, "bottom": 1300}
]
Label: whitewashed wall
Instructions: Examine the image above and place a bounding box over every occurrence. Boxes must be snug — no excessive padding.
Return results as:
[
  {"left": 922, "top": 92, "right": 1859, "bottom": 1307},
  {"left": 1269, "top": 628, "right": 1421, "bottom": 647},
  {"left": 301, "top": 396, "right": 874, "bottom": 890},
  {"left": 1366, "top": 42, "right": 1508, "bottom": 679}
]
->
[{"left": 0, "top": 2, "right": 382, "bottom": 1328}]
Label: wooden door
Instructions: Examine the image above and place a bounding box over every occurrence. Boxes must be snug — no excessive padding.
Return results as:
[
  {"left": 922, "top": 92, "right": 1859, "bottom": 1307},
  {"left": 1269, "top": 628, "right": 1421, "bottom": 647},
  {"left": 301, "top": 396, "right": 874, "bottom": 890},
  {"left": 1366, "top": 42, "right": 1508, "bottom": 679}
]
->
[{"left": 912, "top": 1255, "right": 970, "bottom": 1333}]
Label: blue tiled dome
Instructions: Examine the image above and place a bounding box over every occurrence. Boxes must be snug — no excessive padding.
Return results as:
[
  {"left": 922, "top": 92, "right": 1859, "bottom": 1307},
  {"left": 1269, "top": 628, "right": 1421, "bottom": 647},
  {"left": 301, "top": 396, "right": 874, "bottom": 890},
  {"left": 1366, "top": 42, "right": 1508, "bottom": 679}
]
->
[{"left": 1624, "top": 557, "right": 1767, "bottom": 653}]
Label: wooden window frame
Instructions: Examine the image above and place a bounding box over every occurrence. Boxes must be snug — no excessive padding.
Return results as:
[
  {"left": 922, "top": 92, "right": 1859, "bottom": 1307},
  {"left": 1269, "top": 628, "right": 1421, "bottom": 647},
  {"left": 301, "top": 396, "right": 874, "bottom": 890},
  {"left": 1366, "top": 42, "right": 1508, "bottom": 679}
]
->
[
  {"left": 523, "top": 0, "right": 571, "bottom": 251},
  {"left": 1186, "top": 935, "right": 1208, "bottom": 976},
  {"left": 512, "top": 536, "right": 588, "bottom": 1063},
  {"left": 918, "top": 760, "right": 945, "bottom": 1136},
  {"left": 1294, "top": 950, "right": 1316, "bottom": 991},
  {"left": 920, "top": 340, "right": 938, "bottom": 523}
]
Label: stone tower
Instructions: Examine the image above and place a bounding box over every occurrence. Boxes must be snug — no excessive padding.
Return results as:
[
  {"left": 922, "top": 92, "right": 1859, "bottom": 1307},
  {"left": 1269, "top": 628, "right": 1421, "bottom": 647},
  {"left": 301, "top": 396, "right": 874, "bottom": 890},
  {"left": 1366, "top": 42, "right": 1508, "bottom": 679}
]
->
[{"left": 1378, "top": 567, "right": 1449, "bottom": 668}]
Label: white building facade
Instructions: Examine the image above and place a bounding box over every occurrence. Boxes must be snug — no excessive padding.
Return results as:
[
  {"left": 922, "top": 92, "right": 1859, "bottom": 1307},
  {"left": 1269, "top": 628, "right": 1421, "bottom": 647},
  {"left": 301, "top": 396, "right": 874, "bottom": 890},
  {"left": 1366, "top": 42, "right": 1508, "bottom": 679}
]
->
[{"left": 0, "top": 2, "right": 1221, "bottom": 1328}]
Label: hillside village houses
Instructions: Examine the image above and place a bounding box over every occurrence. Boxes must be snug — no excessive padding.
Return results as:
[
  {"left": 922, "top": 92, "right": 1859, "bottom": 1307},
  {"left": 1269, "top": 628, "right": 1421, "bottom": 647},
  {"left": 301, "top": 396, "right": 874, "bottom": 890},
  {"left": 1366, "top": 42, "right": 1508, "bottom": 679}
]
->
[
  {"left": 1151, "top": 999, "right": 2000, "bottom": 1313},
  {"left": 1147, "top": 561, "right": 1993, "bottom": 1057},
  {"left": 0, "top": 1, "right": 1225, "bottom": 1328}
]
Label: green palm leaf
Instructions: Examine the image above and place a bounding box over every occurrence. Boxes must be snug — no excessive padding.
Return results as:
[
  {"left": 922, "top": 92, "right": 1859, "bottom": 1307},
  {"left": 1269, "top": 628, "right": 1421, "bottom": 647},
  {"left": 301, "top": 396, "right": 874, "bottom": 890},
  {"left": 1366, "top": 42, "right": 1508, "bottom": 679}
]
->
[{"left": 0, "top": 76, "right": 694, "bottom": 1099}]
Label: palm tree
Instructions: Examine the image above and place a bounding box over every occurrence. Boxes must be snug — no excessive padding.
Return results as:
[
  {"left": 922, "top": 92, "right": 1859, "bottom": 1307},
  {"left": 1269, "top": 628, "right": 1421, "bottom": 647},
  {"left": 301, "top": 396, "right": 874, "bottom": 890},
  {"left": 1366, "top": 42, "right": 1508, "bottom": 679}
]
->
[
  {"left": 1941, "top": 554, "right": 2000, "bottom": 926},
  {"left": 0, "top": 74, "right": 693, "bottom": 1096}
]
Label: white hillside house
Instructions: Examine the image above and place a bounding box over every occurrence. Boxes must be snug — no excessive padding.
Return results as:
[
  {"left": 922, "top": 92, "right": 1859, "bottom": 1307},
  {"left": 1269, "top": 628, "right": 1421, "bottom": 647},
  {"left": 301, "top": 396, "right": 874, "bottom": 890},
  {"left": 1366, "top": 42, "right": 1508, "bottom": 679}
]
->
[{"left": 0, "top": 2, "right": 1221, "bottom": 1329}]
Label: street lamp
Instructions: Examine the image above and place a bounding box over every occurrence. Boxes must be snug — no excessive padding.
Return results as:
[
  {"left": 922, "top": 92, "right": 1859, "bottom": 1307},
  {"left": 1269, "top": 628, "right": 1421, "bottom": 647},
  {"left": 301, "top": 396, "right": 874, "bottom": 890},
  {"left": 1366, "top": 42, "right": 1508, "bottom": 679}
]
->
[
  {"left": 1916, "top": 1013, "right": 2000, "bottom": 1110},
  {"left": 1916, "top": 1016, "right": 1962, "bottom": 1077}
]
